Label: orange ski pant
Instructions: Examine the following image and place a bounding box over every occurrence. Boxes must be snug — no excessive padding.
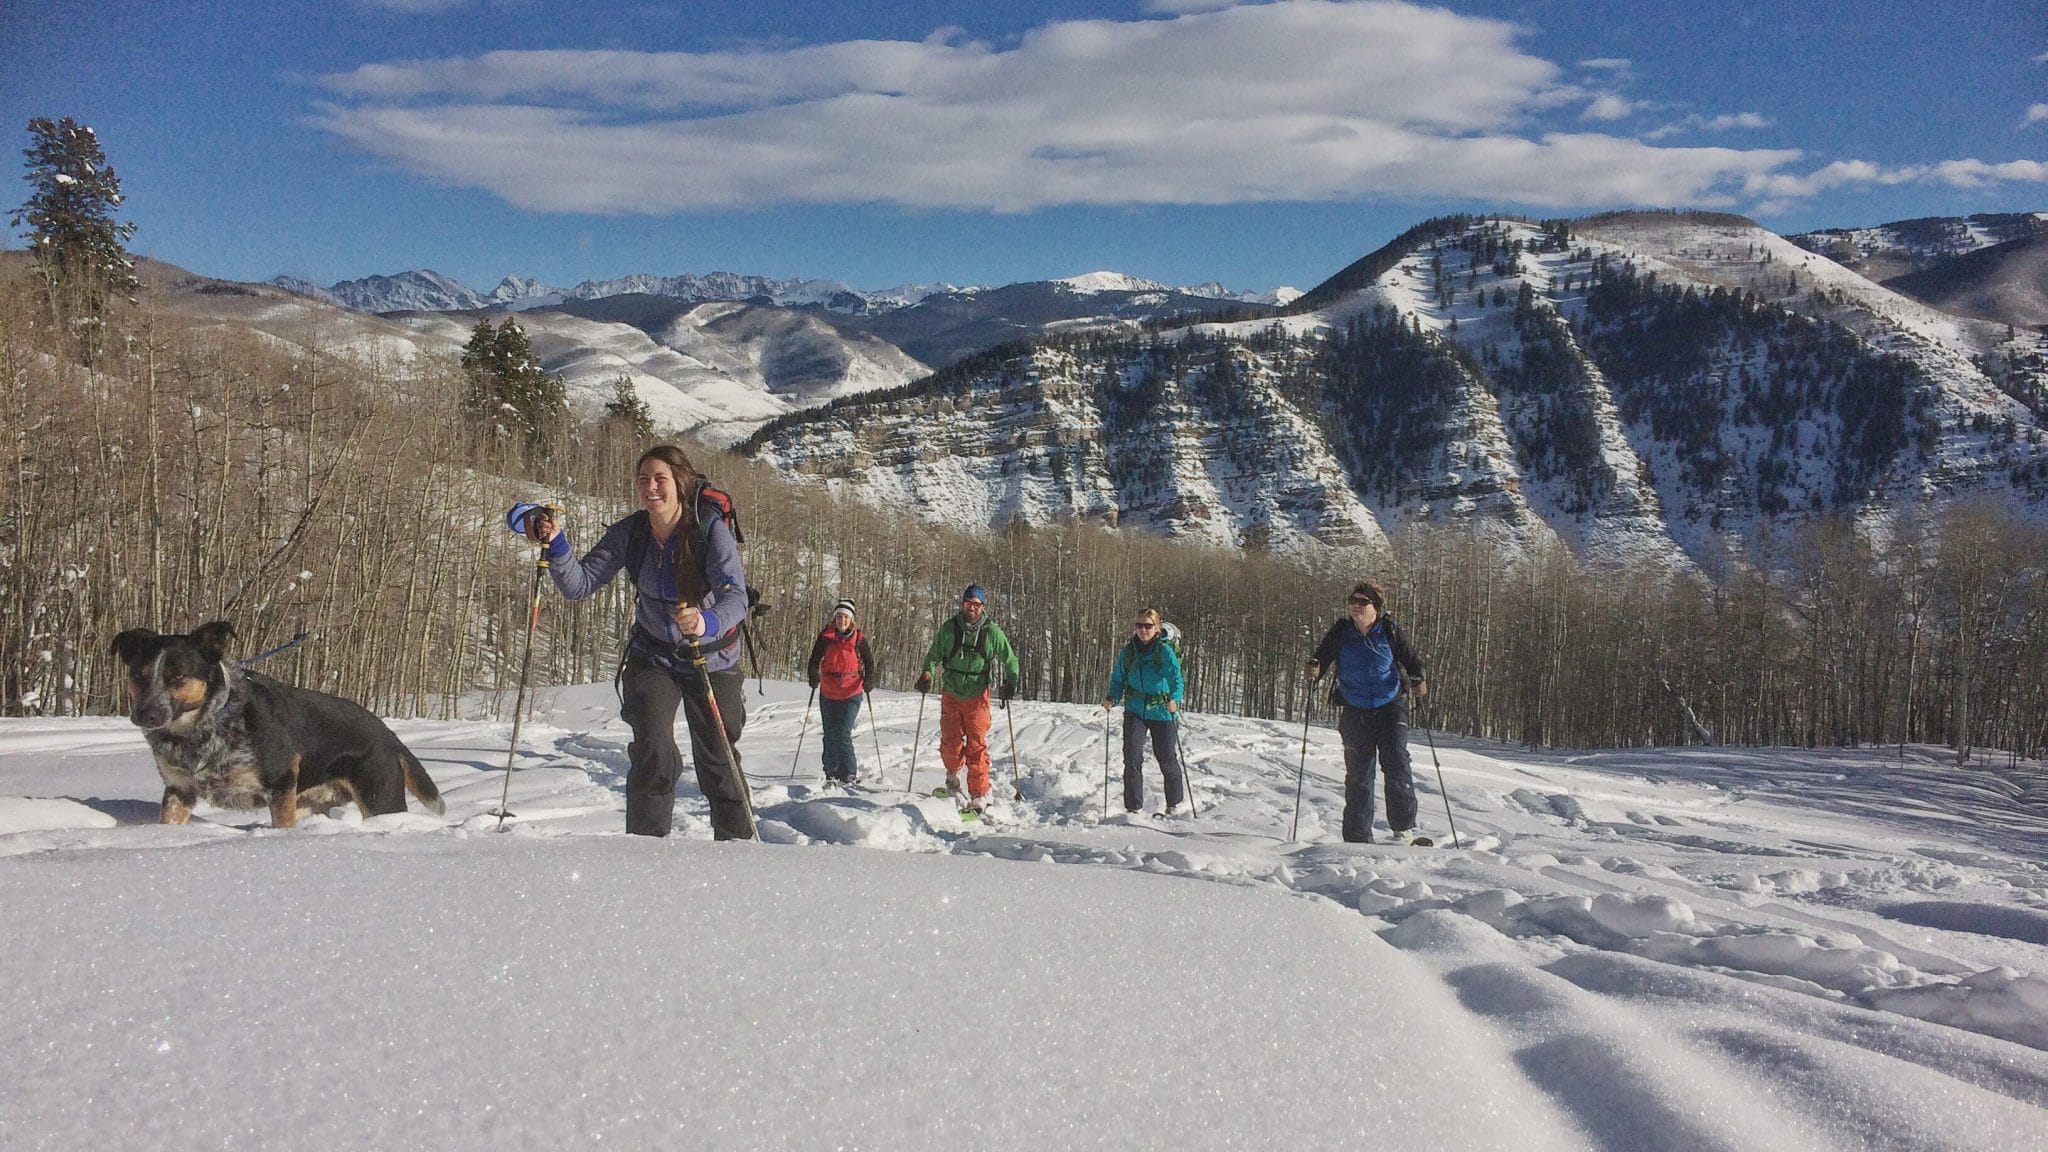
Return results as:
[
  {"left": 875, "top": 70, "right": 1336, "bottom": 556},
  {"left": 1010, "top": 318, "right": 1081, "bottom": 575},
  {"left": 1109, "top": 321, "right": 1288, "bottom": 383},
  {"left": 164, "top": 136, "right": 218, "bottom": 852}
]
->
[{"left": 938, "top": 690, "right": 992, "bottom": 799}]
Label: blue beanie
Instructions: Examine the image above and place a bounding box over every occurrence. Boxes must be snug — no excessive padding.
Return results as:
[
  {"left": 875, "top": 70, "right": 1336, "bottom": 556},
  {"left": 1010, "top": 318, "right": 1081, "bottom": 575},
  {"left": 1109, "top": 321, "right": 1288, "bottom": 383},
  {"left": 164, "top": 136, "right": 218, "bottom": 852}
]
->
[{"left": 962, "top": 584, "right": 987, "bottom": 604}]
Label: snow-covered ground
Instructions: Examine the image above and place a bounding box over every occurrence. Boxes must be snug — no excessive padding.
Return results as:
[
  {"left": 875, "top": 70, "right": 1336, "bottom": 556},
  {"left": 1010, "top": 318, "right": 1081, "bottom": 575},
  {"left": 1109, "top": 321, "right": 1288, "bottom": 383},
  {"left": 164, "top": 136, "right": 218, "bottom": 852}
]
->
[{"left": 4, "top": 680, "right": 2046, "bottom": 1150}]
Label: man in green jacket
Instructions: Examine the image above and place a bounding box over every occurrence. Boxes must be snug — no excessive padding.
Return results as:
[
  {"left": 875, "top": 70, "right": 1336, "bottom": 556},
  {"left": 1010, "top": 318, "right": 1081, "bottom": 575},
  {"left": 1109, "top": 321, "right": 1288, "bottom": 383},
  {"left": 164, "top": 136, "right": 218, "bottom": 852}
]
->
[{"left": 916, "top": 584, "right": 1021, "bottom": 812}]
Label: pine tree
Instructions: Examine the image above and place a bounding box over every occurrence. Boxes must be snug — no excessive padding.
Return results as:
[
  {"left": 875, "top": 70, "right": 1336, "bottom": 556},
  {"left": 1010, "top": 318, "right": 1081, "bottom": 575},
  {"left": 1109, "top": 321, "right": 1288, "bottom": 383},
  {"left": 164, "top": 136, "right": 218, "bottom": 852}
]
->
[
  {"left": 604, "top": 374, "right": 656, "bottom": 437},
  {"left": 11, "top": 117, "right": 138, "bottom": 351},
  {"left": 460, "top": 318, "right": 568, "bottom": 458}
]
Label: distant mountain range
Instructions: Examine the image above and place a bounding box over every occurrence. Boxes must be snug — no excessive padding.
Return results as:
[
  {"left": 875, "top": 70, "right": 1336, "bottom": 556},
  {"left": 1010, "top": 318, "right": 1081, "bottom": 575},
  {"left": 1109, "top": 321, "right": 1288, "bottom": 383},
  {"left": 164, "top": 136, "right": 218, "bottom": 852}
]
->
[
  {"left": 270, "top": 267, "right": 1300, "bottom": 319},
  {"left": 177, "top": 208, "right": 2048, "bottom": 565}
]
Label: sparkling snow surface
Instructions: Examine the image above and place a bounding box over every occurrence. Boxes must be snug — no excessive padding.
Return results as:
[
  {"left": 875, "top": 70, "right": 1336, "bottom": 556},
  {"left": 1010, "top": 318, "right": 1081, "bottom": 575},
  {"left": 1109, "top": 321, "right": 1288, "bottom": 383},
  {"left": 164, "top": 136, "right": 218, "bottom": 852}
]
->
[{"left": 4, "top": 682, "right": 2046, "bottom": 1150}]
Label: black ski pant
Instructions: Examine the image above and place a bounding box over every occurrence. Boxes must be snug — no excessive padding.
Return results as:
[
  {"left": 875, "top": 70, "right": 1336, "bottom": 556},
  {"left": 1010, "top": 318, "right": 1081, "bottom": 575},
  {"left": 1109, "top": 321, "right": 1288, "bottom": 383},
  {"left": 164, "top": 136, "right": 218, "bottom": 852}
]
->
[
  {"left": 1122, "top": 711, "right": 1186, "bottom": 812},
  {"left": 1337, "top": 696, "right": 1417, "bottom": 842},
  {"left": 620, "top": 654, "right": 751, "bottom": 839}
]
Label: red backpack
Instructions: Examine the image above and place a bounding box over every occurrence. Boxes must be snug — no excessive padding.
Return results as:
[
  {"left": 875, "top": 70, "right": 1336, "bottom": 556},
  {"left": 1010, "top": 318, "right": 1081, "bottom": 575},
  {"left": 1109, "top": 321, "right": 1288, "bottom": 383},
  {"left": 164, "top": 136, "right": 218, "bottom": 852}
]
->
[{"left": 817, "top": 627, "right": 866, "bottom": 701}]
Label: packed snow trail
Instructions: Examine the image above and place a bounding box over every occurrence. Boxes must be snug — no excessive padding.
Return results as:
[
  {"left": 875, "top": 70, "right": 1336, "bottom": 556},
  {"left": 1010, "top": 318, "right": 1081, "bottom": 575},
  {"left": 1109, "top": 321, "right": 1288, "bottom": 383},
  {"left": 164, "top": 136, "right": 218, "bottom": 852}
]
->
[{"left": 3, "top": 681, "right": 2046, "bottom": 1151}]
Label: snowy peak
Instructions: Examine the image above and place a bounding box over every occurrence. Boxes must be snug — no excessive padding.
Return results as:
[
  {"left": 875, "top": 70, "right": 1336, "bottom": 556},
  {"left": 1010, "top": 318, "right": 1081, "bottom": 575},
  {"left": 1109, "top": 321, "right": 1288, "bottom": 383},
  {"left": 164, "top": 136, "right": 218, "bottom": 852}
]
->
[
  {"left": 1048, "top": 272, "right": 1297, "bottom": 303},
  {"left": 322, "top": 269, "right": 489, "bottom": 312},
  {"left": 1055, "top": 271, "right": 1169, "bottom": 294}
]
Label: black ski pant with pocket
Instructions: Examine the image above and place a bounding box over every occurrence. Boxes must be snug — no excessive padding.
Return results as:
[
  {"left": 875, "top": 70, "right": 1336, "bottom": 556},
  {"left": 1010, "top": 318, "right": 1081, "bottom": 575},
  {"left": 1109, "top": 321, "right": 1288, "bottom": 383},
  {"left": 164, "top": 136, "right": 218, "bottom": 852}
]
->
[
  {"left": 1122, "top": 712, "right": 1186, "bottom": 812},
  {"left": 620, "top": 654, "right": 751, "bottom": 839},
  {"left": 1337, "top": 696, "right": 1417, "bottom": 842}
]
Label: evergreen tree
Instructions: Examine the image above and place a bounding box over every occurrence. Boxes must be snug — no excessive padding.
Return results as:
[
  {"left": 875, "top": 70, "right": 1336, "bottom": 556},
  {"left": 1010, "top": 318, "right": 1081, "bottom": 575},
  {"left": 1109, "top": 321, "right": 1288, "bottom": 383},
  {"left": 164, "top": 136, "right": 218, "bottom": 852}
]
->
[
  {"left": 604, "top": 374, "right": 656, "bottom": 437},
  {"left": 11, "top": 117, "right": 138, "bottom": 347},
  {"left": 461, "top": 318, "right": 568, "bottom": 457}
]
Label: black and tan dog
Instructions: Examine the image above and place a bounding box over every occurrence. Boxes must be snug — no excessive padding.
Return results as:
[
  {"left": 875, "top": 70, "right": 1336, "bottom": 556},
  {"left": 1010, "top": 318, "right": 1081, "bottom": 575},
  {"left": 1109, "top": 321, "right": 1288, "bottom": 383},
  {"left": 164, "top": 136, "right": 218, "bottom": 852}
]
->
[{"left": 111, "top": 621, "right": 444, "bottom": 826}]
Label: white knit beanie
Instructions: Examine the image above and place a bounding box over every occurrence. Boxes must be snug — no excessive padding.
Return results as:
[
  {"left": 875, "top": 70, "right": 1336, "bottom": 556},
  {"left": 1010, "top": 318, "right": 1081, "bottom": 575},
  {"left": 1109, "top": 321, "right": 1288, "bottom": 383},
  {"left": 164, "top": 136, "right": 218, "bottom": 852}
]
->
[{"left": 831, "top": 598, "right": 857, "bottom": 619}]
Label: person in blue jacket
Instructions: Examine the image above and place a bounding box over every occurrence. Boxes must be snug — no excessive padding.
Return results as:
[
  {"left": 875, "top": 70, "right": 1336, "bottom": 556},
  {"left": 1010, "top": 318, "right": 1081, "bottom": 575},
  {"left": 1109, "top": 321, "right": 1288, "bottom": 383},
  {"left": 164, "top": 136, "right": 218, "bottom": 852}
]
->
[
  {"left": 1305, "top": 581, "right": 1429, "bottom": 844},
  {"left": 516, "top": 445, "right": 753, "bottom": 839},
  {"left": 1103, "top": 606, "right": 1187, "bottom": 815}
]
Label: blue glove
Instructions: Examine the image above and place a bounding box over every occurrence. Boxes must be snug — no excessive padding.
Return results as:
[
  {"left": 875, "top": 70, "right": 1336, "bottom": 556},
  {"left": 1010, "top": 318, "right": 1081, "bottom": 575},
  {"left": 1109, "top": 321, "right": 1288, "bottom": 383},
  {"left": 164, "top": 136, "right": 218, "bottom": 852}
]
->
[
  {"left": 506, "top": 502, "right": 545, "bottom": 535},
  {"left": 507, "top": 503, "right": 570, "bottom": 560}
]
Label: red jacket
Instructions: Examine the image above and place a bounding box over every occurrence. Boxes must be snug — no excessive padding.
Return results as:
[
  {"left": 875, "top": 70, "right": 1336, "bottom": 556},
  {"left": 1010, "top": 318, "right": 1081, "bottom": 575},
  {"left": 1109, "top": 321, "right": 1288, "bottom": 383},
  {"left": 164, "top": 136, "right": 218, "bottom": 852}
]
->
[{"left": 807, "top": 627, "right": 874, "bottom": 701}]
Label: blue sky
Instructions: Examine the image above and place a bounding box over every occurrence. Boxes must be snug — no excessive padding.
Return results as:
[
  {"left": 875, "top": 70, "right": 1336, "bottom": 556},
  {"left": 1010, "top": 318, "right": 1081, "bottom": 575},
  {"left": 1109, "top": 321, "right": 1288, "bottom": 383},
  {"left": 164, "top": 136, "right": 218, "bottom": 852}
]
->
[{"left": 3, "top": 1, "right": 2043, "bottom": 295}]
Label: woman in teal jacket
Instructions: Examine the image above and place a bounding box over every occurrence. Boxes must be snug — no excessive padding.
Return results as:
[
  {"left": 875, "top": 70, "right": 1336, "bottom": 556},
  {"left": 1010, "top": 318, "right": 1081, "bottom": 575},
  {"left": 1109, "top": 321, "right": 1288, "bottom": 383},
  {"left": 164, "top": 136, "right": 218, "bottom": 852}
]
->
[{"left": 1103, "top": 607, "right": 1187, "bottom": 815}]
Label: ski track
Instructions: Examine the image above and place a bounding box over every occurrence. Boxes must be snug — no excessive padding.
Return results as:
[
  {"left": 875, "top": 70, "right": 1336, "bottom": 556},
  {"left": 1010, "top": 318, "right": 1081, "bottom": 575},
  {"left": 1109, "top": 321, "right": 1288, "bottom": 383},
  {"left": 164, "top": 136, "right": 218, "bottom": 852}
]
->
[{"left": 4, "top": 681, "right": 2046, "bottom": 1150}]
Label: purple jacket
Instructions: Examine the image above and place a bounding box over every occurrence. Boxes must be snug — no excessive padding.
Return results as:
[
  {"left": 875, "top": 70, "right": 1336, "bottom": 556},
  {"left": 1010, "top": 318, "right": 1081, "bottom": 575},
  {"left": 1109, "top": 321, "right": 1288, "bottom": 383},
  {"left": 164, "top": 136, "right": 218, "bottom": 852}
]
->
[{"left": 547, "top": 510, "right": 749, "bottom": 673}]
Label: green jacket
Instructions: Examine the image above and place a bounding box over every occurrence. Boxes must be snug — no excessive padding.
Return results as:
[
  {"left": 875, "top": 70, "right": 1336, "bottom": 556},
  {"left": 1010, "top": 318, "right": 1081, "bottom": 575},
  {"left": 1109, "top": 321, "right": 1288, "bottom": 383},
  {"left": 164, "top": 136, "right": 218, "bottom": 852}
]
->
[{"left": 921, "top": 614, "right": 1021, "bottom": 700}]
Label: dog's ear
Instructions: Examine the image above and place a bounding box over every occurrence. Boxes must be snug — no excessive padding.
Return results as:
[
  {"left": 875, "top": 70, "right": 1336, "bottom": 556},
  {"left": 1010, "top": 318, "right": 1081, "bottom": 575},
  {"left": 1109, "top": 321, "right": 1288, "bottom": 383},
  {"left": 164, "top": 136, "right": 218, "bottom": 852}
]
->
[
  {"left": 191, "top": 621, "right": 237, "bottom": 664},
  {"left": 110, "top": 629, "right": 157, "bottom": 663}
]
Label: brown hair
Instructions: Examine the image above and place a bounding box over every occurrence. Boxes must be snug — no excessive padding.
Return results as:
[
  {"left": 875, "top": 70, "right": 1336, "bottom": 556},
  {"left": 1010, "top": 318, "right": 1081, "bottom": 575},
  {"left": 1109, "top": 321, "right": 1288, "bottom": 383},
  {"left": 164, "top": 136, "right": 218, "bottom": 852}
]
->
[
  {"left": 637, "top": 444, "right": 702, "bottom": 489},
  {"left": 1349, "top": 581, "right": 1386, "bottom": 609},
  {"left": 1133, "top": 607, "right": 1162, "bottom": 625}
]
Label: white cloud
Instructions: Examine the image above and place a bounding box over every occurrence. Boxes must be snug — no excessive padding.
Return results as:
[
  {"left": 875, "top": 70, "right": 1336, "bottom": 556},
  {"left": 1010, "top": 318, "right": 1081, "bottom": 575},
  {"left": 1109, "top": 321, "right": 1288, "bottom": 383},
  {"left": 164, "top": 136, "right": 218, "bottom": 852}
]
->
[
  {"left": 1145, "top": 0, "right": 1244, "bottom": 12},
  {"left": 1744, "top": 157, "right": 2048, "bottom": 201},
  {"left": 1643, "top": 111, "right": 1772, "bottom": 140},
  {"left": 1580, "top": 94, "right": 1635, "bottom": 121},
  {"left": 308, "top": 0, "right": 2011, "bottom": 216},
  {"left": 2025, "top": 103, "right": 2048, "bottom": 127}
]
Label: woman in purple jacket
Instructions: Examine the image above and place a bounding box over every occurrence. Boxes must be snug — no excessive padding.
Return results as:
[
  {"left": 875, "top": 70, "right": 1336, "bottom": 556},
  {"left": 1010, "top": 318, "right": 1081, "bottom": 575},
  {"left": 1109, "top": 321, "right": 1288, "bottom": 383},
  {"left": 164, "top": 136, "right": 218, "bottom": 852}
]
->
[{"left": 521, "top": 445, "right": 754, "bottom": 839}]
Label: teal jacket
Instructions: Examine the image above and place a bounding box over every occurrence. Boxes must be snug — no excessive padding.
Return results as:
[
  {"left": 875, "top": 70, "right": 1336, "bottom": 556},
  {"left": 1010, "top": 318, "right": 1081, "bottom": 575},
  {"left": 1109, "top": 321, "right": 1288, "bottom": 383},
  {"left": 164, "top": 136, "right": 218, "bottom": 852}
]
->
[{"left": 1108, "top": 636, "right": 1183, "bottom": 722}]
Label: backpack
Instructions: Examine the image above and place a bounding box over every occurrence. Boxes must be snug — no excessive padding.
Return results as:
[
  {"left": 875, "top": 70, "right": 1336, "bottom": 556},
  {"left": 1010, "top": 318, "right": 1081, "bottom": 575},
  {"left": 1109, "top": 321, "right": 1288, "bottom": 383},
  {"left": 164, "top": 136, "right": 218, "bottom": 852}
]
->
[
  {"left": 616, "top": 480, "right": 773, "bottom": 692},
  {"left": 1121, "top": 621, "right": 1182, "bottom": 672},
  {"left": 817, "top": 627, "right": 864, "bottom": 701},
  {"left": 945, "top": 616, "right": 993, "bottom": 667}
]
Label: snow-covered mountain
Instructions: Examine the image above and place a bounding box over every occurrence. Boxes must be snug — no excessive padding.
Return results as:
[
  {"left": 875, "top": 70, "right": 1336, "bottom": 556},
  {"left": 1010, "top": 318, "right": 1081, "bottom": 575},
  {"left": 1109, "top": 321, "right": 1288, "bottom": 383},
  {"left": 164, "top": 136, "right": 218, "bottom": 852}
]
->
[
  {"left": 830, "top": 278, "right": 1281, "bottom": 369},
  {"left": 163, "top": 267, "right": 926, "bottom": 444},
  {"left": 749, "top": 212, "right": 2048, "bottom": 567},
  {"left": 273, "top": 266, "right": 1294, "bottom": 322},
  {"left": 276, "top": 268, "right": 980, "bottom": 318},
  {"left": 1790, "top": 212, "right": 2048, "bottom": 281},
  {"left": 304, "top": 268, "right": 493, "bottom": 312}
]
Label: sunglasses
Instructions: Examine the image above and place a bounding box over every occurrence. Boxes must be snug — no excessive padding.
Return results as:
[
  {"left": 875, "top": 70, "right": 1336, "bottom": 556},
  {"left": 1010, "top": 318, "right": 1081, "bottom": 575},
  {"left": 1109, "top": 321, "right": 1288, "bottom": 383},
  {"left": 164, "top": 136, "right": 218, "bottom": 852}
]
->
[
  {"left": 1348, "top": 598, "right": 1377, "bottom": 609},
  {"left": 1133, "top": 622, "right": 1157, "bottom": 631}
]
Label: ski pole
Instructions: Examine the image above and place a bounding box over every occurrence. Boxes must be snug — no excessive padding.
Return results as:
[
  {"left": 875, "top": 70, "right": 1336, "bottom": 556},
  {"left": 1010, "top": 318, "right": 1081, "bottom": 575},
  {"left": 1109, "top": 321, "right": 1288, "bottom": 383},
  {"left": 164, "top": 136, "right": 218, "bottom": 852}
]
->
[
  {"left": 905, "top": 685, "right": 930, "bottom": 796},
  {"left": 1102, "top": 708, "right": 1112, "bottom": 818},
  {"left": 1289, "top": 681, "right": 1316, "bottom": 842},
  {"left": 1421, "top": 699, "right": 1460, "bottom": 849},
  {"left": 1173, "top": 710, "right": 1199, "bottom": 818},
  {"left": 1004, "top": 700, "right": 1025, "bottom": 801},
  {"left": 687, "top": 634, "right": 756, "bottom": 839},
  {"left": 787, "top": 686, "right": 816, "bottom": 781},
  {"left": 492, "top": 539, "right": 551, "bottom": 830},
  {"left": 867, "top": 693, "right": 884, "bottom": 784}
]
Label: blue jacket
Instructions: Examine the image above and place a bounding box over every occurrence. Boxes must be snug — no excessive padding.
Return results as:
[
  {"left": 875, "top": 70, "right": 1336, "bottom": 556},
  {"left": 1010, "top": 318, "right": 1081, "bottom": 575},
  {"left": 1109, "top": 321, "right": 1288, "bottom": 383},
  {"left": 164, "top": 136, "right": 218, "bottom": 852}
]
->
[
  {"left": 1310, "top": 615, "right": 1423, "bottom": 710},
  {"left": 546, "top": 505, "right": 749, "bottom": 674},
  {"left": 1108, "top": 636, "right": 1184, "bottom": 722}
]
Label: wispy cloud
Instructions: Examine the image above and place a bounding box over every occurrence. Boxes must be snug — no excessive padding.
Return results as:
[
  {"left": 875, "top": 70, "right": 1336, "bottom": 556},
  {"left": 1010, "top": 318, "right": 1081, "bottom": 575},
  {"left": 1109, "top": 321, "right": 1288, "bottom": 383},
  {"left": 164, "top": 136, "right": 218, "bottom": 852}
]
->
[
  {"left": 2025, "top": 103, "right": 2048, "bottom": 127},
  {"left": 309, "top": 0, "right": 2025, "bottom": 217},
  {"left": 1580, "top": 94, "right": 1635, "bottom": 121},
  {"left": 1643, "top": 111, "right": 1772, "bottom": 141},
  {"left": 1747, "top": 157, "right": 2048, "bottom": 214}
]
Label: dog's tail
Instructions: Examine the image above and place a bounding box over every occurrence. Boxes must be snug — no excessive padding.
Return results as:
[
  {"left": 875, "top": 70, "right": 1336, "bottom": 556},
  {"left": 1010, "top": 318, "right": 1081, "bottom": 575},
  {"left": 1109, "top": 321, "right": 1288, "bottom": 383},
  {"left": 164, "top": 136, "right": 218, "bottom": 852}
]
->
[{"left": 400, "top": 746, "right": 446, "bottom": 816}]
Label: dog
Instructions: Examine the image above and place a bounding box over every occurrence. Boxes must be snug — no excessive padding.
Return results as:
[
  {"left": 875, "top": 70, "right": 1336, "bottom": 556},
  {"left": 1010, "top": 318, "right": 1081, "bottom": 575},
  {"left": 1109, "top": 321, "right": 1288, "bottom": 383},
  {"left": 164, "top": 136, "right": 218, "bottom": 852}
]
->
[{"left": 110, "top": 621, "right": 445, "bottom": 827}]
